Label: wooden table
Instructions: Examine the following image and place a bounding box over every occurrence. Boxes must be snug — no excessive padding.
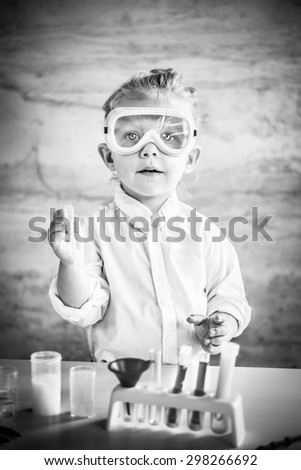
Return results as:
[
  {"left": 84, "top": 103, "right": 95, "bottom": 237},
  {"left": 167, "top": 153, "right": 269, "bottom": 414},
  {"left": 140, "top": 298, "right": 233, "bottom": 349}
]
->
[{"left": 1, "top": 359, "right": 301, "bottom": 450}]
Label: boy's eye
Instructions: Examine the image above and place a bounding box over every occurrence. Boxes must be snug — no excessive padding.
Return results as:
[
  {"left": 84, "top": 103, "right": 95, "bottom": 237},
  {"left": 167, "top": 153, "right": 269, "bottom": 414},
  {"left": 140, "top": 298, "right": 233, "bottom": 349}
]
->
[
  {"left": 125, "top": 132, "right": 140, "bottom": 142},
  {"left": 161, "top": 132, "right": 176, "bottom": 142}
]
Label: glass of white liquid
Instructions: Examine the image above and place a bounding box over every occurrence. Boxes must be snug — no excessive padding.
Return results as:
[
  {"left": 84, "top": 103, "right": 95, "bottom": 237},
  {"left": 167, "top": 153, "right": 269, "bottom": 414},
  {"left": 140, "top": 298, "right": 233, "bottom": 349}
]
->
[
  {"left": 69, "top": 366, "right": 96, "bottom": 418},
  {"left": 31, "top": 351, "right": 62, "bottom": 416}
]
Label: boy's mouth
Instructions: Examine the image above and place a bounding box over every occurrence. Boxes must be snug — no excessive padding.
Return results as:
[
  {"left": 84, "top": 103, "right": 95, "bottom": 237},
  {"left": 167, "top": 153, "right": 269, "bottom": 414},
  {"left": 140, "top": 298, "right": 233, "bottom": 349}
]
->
[{"left": 137, "top": 166, "right": 164, "bottom": 175}]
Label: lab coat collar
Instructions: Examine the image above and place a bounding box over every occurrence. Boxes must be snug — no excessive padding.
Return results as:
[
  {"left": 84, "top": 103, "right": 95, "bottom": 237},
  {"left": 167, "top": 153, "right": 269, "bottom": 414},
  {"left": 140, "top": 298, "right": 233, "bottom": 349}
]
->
[{"left": 114, "top": 183, "right": 180, "bottom": 232}]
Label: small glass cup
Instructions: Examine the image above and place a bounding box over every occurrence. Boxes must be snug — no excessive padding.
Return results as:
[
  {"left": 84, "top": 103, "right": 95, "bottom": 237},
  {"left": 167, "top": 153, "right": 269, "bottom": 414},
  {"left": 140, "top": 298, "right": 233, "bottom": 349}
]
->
[
  {"left": 0, "top": 366, "right": 18, "bottom": 418},
  {"left": 31, "top": 351, "right": 62, "bottom": 416},
  {"left": 69, "top": 366, "right": 96, "bottom": 418}
]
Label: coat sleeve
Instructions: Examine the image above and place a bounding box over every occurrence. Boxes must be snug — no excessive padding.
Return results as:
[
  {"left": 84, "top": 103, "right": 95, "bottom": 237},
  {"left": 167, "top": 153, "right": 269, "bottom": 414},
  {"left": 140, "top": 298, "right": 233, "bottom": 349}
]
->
[{"left": 48, "top": 214, "right": 110, "bottom": 328}]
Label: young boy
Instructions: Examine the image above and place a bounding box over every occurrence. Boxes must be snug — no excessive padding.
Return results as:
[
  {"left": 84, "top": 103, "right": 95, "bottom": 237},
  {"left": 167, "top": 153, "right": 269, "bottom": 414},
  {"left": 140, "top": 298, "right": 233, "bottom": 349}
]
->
[{"left": 48, "top": 68, "right": 251, "bottom": 364}]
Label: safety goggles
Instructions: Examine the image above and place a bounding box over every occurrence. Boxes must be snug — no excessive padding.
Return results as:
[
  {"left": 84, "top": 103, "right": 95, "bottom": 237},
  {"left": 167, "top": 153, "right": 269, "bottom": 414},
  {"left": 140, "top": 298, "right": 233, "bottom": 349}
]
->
[{"left": 104, "top": 107, "right": 197, "bottom": 156}]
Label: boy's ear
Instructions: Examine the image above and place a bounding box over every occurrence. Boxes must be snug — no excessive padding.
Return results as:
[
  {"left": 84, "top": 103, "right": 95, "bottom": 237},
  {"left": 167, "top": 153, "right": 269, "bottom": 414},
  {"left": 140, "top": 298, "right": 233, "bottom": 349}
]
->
[
  {"left": 97, "top": 143, "right": 115, "bottom": 171},
  {"left": 184, "top": 146, "right": 202, "bottom": 174}
]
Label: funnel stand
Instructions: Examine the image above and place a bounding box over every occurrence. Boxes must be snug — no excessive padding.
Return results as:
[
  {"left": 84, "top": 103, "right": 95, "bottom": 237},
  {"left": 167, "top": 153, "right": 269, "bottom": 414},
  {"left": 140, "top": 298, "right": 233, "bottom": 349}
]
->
[{"left": 107, "top": 385, "right": 245, "bottom": 447}]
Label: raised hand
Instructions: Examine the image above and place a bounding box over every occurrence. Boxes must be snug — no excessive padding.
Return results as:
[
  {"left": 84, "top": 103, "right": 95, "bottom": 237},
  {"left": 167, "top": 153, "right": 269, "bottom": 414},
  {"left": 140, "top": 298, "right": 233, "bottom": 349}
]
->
[
  {"left": 186, "top": 312, "right": 238, "bottom": 354},
  {"left": 48, "top": 204, "right": 84, "bottom": 267}
]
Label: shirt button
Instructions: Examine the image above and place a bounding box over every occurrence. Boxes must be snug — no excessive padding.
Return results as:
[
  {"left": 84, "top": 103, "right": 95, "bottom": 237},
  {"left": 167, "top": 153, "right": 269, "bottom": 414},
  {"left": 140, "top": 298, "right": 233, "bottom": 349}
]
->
[
  {"left": 167, "top": 336, "right": 173, "bottom": 344},
  {"left": 160, "top": 299, "right": 167, "bottom": 306}
]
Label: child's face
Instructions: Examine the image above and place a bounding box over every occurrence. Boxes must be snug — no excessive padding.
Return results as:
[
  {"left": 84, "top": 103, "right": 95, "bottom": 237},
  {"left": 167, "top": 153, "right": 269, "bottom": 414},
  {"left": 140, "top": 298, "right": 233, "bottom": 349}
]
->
[{"left": 99, "top": 92, "right": 201, "bottom": 204}]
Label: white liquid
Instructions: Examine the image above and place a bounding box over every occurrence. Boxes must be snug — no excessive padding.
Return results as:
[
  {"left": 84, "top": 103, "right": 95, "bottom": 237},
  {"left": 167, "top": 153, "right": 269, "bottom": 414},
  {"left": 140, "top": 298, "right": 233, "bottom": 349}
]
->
[{"left": 31, "top": 374, "right": 61, "bottom": 416}]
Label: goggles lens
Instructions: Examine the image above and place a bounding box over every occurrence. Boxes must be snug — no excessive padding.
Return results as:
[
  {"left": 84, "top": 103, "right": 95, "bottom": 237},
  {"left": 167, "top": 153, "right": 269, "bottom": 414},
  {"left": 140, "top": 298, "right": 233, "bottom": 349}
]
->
[{"left": 114, "top": 114, "right": 190, "bottom": 150}]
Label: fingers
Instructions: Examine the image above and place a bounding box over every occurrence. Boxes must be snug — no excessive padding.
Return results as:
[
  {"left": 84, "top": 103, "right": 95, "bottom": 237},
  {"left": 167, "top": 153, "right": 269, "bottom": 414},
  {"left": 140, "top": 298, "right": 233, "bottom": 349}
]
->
[
  {"left": 50, "top": 206, "right": 74, "bottom": 225},
  {"left": 63, "top": 204, "right": 75, "bottom": 239},
  {"left": 48, "top": 210, "right": 67, "bottom": 246},
  {"left": 188, "top": 312, "right": 238, "bottom": 355},
  {"left": 201, "top": 342, "right": 222, "bottom": 355},
  {"left": 186, "top": 314, "right": 207, "bottom": 326},
  {"left": 211, "top": 313, "right": 226, "bottom": 325},
  {"left": 207, "top": 335, "right": 228, "bottom": 347},
  {"left": 203, "top": 331, "right": 229, "bottom": 354},
  {"left": 48, "top": 227, "right": 65, "bottom": 246},
  {"left": 50, "top": 209, "right": 68, "bottom": 227},
  {"left": 49, "top": 206, "right": 75, "bottom": 243},
  {"left": 188, "top": 312, "right": 233, "bottom": 355},
  {"left": 208, "top": 325, "right": 228, "bottom": 338},
  {"left": 205, "top": 317, "right": 230, "bottom": 344}
]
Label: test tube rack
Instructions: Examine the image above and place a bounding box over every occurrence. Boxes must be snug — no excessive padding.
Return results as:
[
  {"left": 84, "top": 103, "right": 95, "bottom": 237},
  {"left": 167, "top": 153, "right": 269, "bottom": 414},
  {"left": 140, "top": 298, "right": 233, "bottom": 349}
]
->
[{"left": 107, "top": 384, "right": 245, "bottom": 447}]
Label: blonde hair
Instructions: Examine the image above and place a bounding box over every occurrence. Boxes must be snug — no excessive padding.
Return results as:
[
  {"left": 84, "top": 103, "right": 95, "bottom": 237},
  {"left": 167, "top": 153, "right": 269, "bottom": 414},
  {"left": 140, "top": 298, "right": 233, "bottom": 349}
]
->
[{"left": 103, "top": 68, "right": 200, "bottom": 124}]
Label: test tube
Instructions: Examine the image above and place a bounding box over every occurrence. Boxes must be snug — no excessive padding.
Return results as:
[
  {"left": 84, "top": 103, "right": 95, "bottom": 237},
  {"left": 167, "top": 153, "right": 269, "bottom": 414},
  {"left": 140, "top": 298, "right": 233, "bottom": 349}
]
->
[
  {"left": 188, "top": 350, "right": 210, "bottom": 430},
  {"left": 149, "top": 350, "right": 162, "bottom": 425},
  {"left": 135, "top": 349, "right": 161, "bottom": 423},
  {"left": 211, "top": 342, "right": 240, "bottom": 434},
  {"left": 166, "top": 345, "right": 192, "bottom": 427}
]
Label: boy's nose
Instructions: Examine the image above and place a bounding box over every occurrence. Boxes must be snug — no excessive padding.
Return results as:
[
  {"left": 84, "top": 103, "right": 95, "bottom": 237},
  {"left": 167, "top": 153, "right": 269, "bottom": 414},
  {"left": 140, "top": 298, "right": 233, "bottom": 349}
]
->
[{"left": 140, "top": 142, "right": 160, "bottom": 158}]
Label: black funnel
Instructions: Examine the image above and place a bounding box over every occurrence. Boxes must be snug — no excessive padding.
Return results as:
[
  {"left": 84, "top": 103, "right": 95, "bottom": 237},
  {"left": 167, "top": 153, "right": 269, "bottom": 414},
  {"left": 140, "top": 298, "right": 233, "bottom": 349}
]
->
[{"left": 108, "top": 358, "right": 151, "bottom": 387}]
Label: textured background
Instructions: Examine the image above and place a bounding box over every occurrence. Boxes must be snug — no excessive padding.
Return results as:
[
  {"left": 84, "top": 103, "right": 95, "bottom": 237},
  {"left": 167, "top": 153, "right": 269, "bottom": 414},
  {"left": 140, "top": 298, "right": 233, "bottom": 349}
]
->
[{"left": 0, "top": 0, "right": 300, "bottom": 367}]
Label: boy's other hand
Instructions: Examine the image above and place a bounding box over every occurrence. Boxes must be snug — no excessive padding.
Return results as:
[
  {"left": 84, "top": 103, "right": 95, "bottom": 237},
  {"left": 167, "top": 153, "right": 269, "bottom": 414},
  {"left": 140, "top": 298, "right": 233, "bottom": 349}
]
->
[
  {"left": 48, "top": 204, "right": 84, "bottom": 267},
  {"left": 186, "top": 312, "right": 238, "bottom": 354}
]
